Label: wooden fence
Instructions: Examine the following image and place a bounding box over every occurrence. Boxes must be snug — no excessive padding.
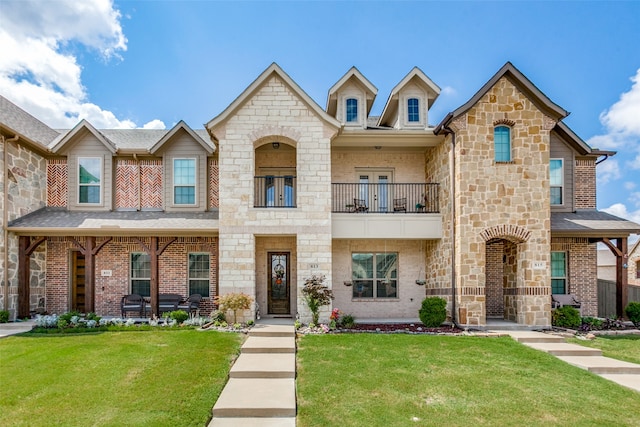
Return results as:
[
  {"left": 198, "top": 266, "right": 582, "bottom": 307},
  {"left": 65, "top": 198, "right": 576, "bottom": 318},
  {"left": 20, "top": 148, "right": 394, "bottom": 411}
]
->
[{"left": 597, "top": 280, "right": 640, "bottom": 318}]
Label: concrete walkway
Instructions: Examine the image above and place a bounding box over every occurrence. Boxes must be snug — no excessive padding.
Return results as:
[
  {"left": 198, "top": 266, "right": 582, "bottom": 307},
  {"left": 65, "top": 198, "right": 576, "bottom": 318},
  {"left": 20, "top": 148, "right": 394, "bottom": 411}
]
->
[
  {"left": 0, "top": 320, "right": 35, "bottom": 338},
  {"left": 209, "top": 323, "right": 297, "bottom": 427},
  {"left": 497, "top": 330, "right": 640, "bottom": 393}
]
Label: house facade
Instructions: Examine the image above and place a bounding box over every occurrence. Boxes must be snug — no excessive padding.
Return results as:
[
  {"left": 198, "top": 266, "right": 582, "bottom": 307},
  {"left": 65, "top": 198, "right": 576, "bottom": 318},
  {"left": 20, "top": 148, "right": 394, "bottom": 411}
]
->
[{"left": 2, "top": 62, "right": 639, "bottom": 327}]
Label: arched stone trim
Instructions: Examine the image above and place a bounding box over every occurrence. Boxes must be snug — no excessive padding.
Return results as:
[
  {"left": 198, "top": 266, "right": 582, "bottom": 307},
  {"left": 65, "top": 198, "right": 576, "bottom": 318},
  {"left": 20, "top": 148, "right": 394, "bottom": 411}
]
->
[
  {"left": 493, "top": 118, "right": 516, "bottom": 127},
  {"left": 250, "top": 125, "right": 301, "bottom": 148},
  {"left": 480, "top": 224, "right": 531, "bottom": 244}
]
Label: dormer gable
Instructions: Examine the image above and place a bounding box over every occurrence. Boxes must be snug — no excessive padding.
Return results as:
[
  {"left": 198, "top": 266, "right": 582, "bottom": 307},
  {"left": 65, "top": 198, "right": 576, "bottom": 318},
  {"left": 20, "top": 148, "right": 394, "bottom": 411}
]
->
[
  {"left": 378, "top": 67, "right": 440, "bottom": 129},
  {"left": 326, "top": 67, "right": 377, "bottom": 129},
  {"left": 50, "top": 119, "right": 116, "bottom": 154},
  {"left": 150, "top": 120, "right": 214, "bottom": 155}
]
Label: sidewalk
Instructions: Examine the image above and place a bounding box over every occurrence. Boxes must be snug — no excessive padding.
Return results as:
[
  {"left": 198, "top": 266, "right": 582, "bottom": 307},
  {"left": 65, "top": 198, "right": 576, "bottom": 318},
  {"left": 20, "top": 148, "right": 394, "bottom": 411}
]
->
[
  {"left": 0, "top": 320, "right": 35, "bottom": 338},
  {"left": 496, "top": 330, "right": 640, "bottom": 393}
]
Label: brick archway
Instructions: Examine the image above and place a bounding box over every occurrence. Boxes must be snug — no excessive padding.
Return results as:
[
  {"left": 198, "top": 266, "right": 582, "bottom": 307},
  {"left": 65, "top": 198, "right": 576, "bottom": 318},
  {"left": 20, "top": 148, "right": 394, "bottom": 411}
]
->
[{"left": 480, "top": 224, "right": 531, "bottom": 244}]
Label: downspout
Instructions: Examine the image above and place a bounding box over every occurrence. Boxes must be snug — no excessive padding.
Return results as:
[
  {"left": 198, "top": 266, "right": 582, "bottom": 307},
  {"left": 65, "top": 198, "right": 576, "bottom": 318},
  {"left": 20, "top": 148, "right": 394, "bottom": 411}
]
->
[
  {"left": 3, "top": 134, "right": 20, "bottom": 311},
  {"left": 443, "top": 127, "right": 460, "bottom": 329}
]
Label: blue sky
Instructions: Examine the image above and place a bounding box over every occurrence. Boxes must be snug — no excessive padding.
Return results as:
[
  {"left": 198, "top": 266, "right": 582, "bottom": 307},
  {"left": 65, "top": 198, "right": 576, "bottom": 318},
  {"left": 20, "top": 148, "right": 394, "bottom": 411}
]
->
[{"left": 1, "top": 0, "right": 639, "bottom": 228}]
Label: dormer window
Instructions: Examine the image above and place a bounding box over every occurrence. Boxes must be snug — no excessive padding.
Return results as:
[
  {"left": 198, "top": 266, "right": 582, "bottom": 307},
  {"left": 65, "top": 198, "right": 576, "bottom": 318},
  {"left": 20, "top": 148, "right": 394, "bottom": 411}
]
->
[
  {"left": 173, "top": 158, "right": 196, "bottom": 205},
  {"left": 407, "top": 98, "right": 419, "bottom": 122},
  {"left": 346, "top": 98, "right": 358, "bottom": 122},
  {"left": 78, "top": 157, "right": 101, "bottom": 204},
  {"left": 494, "top": 126, "right": 511, "bottom": 162}
]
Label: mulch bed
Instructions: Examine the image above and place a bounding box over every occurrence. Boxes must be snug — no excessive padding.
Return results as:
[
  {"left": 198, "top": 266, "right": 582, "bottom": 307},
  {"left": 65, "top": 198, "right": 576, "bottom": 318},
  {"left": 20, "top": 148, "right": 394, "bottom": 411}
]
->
[{"left": 340, "top": 323, "right": 464, "bottom": 334}]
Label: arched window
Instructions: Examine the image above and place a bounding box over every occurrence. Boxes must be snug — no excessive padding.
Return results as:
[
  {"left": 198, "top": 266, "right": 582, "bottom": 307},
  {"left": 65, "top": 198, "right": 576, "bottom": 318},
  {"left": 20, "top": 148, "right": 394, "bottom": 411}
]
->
[
  {"left": 494, "top": 126, "right": 511, "bottom": 162},
  {"left": 407, "top": 98, "right": 419, "bottom": 122},
  {"left": 346, "top": 98, "right": 358, "bottom": 122}
]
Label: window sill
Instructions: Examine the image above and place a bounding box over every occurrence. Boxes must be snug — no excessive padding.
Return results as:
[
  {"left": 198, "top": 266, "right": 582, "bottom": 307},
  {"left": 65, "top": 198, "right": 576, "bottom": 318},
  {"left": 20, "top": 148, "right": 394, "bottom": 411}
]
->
[
  {"left": 494, "top": 161, "right": 515, "bottom": 165},
  {"left": 351, "top": 298, "right": 400, "bottom": 302}
]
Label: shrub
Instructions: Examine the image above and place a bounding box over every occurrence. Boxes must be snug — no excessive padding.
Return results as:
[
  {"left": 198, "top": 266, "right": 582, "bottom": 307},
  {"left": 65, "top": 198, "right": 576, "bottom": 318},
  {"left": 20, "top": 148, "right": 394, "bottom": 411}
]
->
[
  {"left": 0, "top": 310, "right": 9, "bottom": 323},
  {"left": 302, "top": 275, "right": 334, "bottom": 325},
  {"left": 168, "top": 310, "right": 189, "bottom": 324},
  {"left": 625, "top": 302, "right": 640, "bottom": 326},
  {"left": 341, "top": 314, "right": 356, "bottom": 329},
  {"left": 419, "top": 297, "right": 447, "bottom": 327},
  {"left": 580, "top": 316, "right": 603, "bottom": 332},
  {"left": 215, "top": 293, "right": 253, "bottom": 324},
  {"left": 552, "top": 306, "right": 581, "bottom": 328},
  {"left": 210, "top": 309, "right": 226, "bottom": 322}
]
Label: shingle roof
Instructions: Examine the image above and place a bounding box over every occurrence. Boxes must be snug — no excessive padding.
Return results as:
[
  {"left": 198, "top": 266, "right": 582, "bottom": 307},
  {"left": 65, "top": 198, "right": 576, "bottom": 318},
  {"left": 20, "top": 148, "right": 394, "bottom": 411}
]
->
[
  {"left": 551, "top": 210, "right": 640, "bottom": 236},
  {"left": 8, "top": 208, "right": 219, "bottom": 236},
  {"left": 0, "top": 95, "right": 60, "bottom": 147}
]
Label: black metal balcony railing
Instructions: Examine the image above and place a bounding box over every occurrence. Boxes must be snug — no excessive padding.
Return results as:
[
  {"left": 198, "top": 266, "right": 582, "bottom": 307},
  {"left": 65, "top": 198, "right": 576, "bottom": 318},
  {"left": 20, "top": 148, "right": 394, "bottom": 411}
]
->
[
  {"left": 332, "top": 183, "right": 439, "bottom": 213},
  {"left": 254, "top": 176, "right": 297, "bottom": 208}
]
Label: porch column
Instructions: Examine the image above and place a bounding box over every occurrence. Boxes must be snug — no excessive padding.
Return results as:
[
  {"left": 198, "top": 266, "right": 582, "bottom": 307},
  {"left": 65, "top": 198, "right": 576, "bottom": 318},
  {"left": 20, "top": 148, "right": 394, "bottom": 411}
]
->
[
  {"left": 70, "top": 237, "right": 112, "bottom": 313},
  {"left": 133, "top": 237, "right": 176, "bottom": 317},
  {"left": 616, "top": 238, "right": 628, "bottom": 317},
  {"left": 17, "top": 236, "right": 46, "bottom": 318}
]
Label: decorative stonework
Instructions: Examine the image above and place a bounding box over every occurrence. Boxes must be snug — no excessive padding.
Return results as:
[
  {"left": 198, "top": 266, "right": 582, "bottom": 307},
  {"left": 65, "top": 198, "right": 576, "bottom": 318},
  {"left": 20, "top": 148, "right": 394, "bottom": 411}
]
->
[
  {"left": 115, "top": 159, "right": 139, "bottom": 209},
  {"left": 250, "top": 125, "right": 302, "bottom": 146},
  {"left": 493, "top": 118, "right": 516, "bottom": 127},
  {"left": 543, "top": 115, "right": 556, "bottom": 130},
  {"left": 140, "top": 159, "right": 162, "bottom": 209},
  {"left": 480, "top": 224, "right": 531, "bottom": 243},
  {"left": 209, "top": 158, "right": 219, "bottom": 209},
  {"left": 47, "top": 159, "right": 68, "bottom": 207},
  {"left": 450, "top": 114, "right": 467, "bottom": 132}
]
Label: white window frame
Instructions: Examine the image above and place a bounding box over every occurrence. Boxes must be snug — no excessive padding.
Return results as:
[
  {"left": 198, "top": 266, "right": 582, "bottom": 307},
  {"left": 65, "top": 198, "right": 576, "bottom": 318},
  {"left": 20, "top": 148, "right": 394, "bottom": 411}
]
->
[
  {"left": 188, "top": 252, "right": 210, "bottom": 297},
  {"left": 550, "top": 158, "right": 564, "bottom": 206},
  {"left": 173, "top": 157, "right": 197, "bottom": 206},
  {"left": 407, "top": 97, "right": 420, "bottom": 123},
  {"left": 551, "top": 251, "right": 567, "bottom": 294},
  {"left": 77, "top": 156, "right": 102, "bottom": 205},
  {"left": 130, "top": 252, "right": 151, "bottom": 297},
  {"left": 345, "top": 98, "right": 358, "bottom": 123}
]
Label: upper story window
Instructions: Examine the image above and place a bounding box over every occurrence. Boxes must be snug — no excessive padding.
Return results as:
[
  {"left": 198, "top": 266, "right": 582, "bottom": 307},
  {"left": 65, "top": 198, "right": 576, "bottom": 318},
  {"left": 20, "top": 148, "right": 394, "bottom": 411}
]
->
[
  {"left": 494, "top": 126, "right": 511, "bottom": 162},
  {"left": 407, "top": 98, "right": 420, "bottom": 122},
  {"left": 346, "top": 98, "right": 358, "bottom": 123},
  {"left": 173, "top": 158, "right": 196, "bottom": 205},
  {"left": 188, "top": 253, "right": 210, "bottom": 297},
  {"left": 550, "top": 159, "right": 564, "bottom": 205},
  {"left": 78, "top": 157, "right": 101, "bottom": 204}
]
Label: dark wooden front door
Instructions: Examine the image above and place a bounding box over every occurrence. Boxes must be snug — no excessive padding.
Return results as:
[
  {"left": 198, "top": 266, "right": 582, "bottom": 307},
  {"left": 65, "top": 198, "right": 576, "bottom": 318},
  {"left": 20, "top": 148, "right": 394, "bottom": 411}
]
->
[
  {"left": 268, "top": 252, "right": 290, "bottom": 315},
  {"left": 71, "top": 251, "right": 86, "bottom": 312}
]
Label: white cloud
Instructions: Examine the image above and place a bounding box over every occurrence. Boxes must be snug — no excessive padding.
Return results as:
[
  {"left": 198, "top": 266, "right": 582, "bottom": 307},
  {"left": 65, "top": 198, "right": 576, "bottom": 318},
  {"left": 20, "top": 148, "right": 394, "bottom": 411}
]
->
[
  {"left": 0, "top": 0, "right": 165, "bottom": 130},
  {"left": 441, "top": 86, "right": 457, "bottom": 96},
  {"left": 142, "top": 120, "right": 167, "bottom": 130},
  {"left": 602, "top": 203, "right": 640, "bottom": 225},
  {"left": 625, "top": 181, "right": 637, "bottom": 191},
  {"left": 596, "top": 158, "right": 621, "bottom": 185}
]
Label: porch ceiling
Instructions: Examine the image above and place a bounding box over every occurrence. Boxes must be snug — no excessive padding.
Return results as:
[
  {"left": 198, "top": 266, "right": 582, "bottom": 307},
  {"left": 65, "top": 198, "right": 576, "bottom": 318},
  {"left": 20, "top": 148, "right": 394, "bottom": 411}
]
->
[{"left": 7, "top": 207, "right": 219, "bottom": 236}]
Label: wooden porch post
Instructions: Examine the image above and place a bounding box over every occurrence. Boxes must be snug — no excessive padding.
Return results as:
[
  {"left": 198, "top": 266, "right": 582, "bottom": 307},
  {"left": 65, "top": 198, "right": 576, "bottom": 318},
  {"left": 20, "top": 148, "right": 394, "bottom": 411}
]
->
[
  {"left": 616, "top": 238, "right": 628, "bottom": 318},
  {"left": 133, "top": 237, "right": 176, "bottom": 318},
  {"left": 69, "top": 237, "right": 112, "bottom": 313},
  {"left": 17, "top": 236, "right": 46, "bottom": 318}
]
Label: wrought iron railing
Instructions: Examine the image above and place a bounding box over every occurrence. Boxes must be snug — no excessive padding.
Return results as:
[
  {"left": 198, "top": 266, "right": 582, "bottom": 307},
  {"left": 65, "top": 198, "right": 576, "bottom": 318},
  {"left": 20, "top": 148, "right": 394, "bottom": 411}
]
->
[
  {"left": 254, "top": 176, "right": 297, "bottom": 208},
  {"left": 332, "top": 183, "right": 439, "bottom": 213}
]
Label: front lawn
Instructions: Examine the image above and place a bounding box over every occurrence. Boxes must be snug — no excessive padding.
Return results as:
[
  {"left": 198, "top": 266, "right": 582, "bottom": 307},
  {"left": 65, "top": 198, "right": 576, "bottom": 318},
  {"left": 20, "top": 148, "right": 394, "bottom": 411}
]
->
[
  {"left": 0, "top": 330, "right": 241, "bottom": 427},
  {"left": 297, "top": 334, "right": 640, "bottom": 427},
  {"left": 568, "top": 334, "right": 640, "bottom": 365}
]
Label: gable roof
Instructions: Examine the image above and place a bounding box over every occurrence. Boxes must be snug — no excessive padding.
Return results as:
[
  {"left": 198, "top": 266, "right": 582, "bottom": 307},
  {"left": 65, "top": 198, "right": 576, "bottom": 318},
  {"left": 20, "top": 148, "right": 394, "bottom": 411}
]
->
[
  {"left": 378, "top": 67, "right": 441, "bottom": 127},
  {"left": 435, "top": 62, "right": 569, "bottom": 134},
  {"left": 150, "top": 120, "right": 215, "bottom": 154},
  {"left": 206, "top": 63, "right": 341, "bottom": 135},
  {"left": 326, "top": 66, "right": 378, "bottom": 117},
  {"left": 0, "top": 95, "right": 59, "bottom": 150},
  {"left": 630, "top": 238, "right": 640, "bottom": 258},
  {"left": 50, "top": 119, "right": 117, "bottom": 154}
]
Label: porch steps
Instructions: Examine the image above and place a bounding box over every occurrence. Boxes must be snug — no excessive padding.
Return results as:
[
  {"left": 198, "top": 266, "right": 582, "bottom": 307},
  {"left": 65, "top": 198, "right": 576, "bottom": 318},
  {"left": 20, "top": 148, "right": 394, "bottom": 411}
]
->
[
  {"left": 209, "top": 324, "right": 297, "bottom": 426},
  {"left": 496, "top": 330, "right": 640, "bottom": 393}
]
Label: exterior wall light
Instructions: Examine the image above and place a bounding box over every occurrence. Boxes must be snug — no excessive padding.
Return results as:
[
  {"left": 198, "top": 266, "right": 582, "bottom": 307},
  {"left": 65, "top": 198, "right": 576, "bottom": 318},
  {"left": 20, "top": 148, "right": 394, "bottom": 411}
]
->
[{"left": 272, "top": 142, "right": 280, "bottom": 149}]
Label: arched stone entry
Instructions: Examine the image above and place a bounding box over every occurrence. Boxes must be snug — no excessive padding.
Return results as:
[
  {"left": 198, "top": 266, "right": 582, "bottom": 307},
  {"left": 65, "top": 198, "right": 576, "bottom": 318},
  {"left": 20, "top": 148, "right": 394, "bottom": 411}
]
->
[{"left": 481, "top": 225, "right": 530, "bottom": 322}]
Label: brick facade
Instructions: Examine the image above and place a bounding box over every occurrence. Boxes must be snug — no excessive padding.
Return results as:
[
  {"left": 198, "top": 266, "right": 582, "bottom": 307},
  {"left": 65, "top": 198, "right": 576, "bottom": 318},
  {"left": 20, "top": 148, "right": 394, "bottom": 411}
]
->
[
  {"left": 574, "top": 158, "right": 596, "bottom": 209},
  {"left": 551, "top": 237, "right": 597, "bottom": 316}
]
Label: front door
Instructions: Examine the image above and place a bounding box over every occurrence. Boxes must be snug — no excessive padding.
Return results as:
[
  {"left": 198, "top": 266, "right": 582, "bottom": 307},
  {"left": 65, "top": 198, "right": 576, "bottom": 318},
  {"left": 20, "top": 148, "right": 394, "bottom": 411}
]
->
[
  {"left": 71, "top": 251, "right": 86, "bottom": 312},
  {"left": 268, "top": 252, "right": 290, "bottom": 315}
]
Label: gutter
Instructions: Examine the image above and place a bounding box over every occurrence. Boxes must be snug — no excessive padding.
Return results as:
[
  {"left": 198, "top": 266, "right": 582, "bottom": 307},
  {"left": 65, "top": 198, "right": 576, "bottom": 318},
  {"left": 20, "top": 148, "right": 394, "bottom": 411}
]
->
[{"left": 3, "top": 134, "right": 20, "bottom": 312}]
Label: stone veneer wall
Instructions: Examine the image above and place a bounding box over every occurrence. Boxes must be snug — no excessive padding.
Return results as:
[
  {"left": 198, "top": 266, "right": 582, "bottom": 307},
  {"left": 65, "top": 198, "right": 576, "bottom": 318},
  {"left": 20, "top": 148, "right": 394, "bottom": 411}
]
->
[
  {"left": 551, "top": 237, "right": 597, "bottom": 316},
  {"left": 574, "top": 158, "right": 596, "bottom": 209},
  {"left": 45, "top": 236, "right": 218, "bottom": 316},
  {"left": 213, "top": 75, "right": 336, "bottom": 323},
  {"left": 255, "top": 236, "right": 297, "bottom": 318},
  {"left": 630, "top": 248, "right": 640, "bottom": 287},
  {"left": 450, "top": 76, "right": 552, "bottom": 327},
  {"left": 1, "top": 139, "right": 47, "bottom": 317}
]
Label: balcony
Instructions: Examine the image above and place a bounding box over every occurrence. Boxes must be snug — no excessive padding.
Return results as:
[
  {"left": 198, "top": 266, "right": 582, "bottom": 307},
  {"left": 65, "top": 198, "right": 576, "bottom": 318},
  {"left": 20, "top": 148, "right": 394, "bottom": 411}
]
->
[
  {"left": 332, "top": 183, "right": 442, "bottom": 239},
  {"left": 254, "top": 176, "right": 297, "bottom": 208}
]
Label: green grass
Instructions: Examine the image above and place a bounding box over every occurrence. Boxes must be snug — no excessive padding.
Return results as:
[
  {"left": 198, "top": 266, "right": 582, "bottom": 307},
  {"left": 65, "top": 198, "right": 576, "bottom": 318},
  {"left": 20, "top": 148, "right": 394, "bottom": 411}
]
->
[
  {"left": 297, "top": 334, "right": 640, "bottom": 427},
  {"left": 0, "top": 330, "right": 241, "bottom": 427},
  {"left": 568, "top": 334, "right": 640, "bottom": 365}
]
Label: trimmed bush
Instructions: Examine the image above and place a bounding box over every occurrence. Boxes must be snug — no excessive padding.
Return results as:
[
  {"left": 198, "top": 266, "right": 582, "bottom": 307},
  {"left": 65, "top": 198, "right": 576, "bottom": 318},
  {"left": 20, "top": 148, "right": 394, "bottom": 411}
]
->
[
  {"left": 419, "top": 297, "right": 447, "bottom": 327},
  {"left": 625, "top": 302, "right": 640, "bottom": 326},
  {"left": 168, "top": 310, "right": 189, "bottom": 324},
  {"left": 552, "top": 306, "right": 581, "bottom": 328},
  {"left": 0, "top": 310, "right": 9, "bottom": 323}
]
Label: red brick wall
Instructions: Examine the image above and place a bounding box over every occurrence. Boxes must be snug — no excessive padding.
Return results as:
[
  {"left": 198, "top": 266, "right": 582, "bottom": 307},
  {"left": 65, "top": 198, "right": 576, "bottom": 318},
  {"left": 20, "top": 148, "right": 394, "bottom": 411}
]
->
[
  {"left": 486, "top": 241, "right": 503, "bottom": 317},
  {"left": 47, "top": 159, "right": 68, "bottom": 207},
  {"left": 574, "top": 158, "right": 596, "bottom": 209},
  {"left": 115, "top": 159, "right": 139, "bottom": 209},
  {"left": 552, "top": 237, "right": 597, "bottom": 316},
  {"left": 140, "top": 159, "right": 163, "bottom": 209},
  {"left": 46, "top": 236, "right": 218, "bottom": 316},
  {"left": 209, "top": 158, "right": 219, "bottom": 209}
]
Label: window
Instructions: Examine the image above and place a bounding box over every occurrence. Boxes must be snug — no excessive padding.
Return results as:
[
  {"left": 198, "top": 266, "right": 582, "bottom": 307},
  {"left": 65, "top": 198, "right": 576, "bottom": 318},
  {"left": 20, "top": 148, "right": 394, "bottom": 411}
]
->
[
  {"left": 174, "top": 158, "right": 196, "bottom": 205},
  {"left": 346, "top": 98, "right": 358, "bottom": 123},
  {"left": 130, "top": 252, "right": 151, "bottom": 297},
  {"left": 407, "top": 98, "right": 420, "bottom": 122},
  {"left": 78, "top": 157, "right": 101, "bottom": 204},
  {"left": 550, "top": 159, "right": 564, "bottom": 205},
  {"left": 636, "top": 261, "right": 640, "bottom": 279},
  {"left": 551, "top": 252, "right": 567, "bottom": 294},
  {"left": 352, "top": 252, "right": 398, "bottom": 299},
  {"left": 494, "top": 126, "right": 511, "bottom": 162},
  {"left": 188, "top": 253, "right": 210, "bottom": 297}
]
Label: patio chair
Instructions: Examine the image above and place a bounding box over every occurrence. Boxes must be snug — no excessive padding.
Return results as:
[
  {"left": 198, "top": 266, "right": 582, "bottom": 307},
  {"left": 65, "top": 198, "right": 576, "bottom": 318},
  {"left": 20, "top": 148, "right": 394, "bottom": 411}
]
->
[
  {"left": 177, "top": 294, "right": 202, "bottom": 316},
  {"left": 393, "top": 197, "right": 407, "bottom": 212},
  {"left": 121, "top": 294, "right": 144, "bottom": 318},
  {"left": 353, "top": 198, "right": 369, "bottom": 213},
  {"left": 551, "top": 294, "right": 582, "bottom": 314}
]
